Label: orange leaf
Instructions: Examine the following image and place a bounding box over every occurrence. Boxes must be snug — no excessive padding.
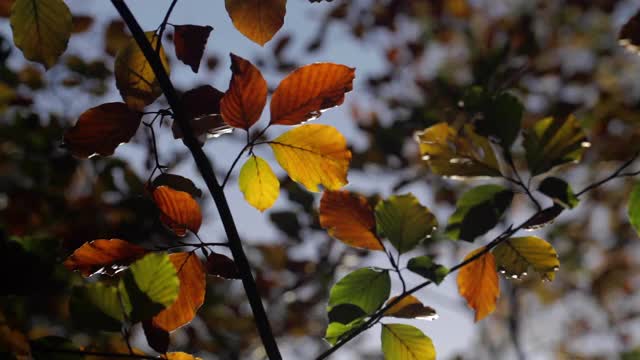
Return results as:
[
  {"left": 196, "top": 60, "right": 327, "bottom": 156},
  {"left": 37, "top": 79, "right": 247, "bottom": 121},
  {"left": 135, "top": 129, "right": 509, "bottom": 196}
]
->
[
  {"left": 224, "top": 0, "right": 286, "bottom": 46},
  {"left": 384, "top": 295, "right": 437, "bottom": 320},
  {"left": 152, "top": 186, "right": 202, "bottom": 236},
  {"left": 152, "top": 252, "right": 206, "bottom": 332},
  {"left": 63, "top": 239, "right": 148, "bottom": 277},
  {"left": 63, "top": 102, "right": 141, "bottom": 158},
  {"left": 172, "top": 85, "right": 231, "bottom": 139},
  {"left": 220, "top": 54, "right": 267, "bottom": 130},
  {"left": 270, "top": 63, "right": 355, "bottom": 125},
  {"left": 319, "top": 190, "right": 382, "bottom": 251},
  {"left": 457, "top": 247, "right": 500, "bottom": 322},
  {"left": 173, "top": 24, "right": 213, "bottom": 73}
]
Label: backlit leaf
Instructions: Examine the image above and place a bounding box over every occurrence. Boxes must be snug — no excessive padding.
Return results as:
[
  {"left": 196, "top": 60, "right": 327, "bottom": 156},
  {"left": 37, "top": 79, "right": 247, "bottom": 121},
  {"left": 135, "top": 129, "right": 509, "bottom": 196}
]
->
[
  {"left": 172, "top": 85, "right": 231, "bottom": 140},
  {"left": 493, "top": 236, "right": 560, "bottom": 281},
  {"left": 173, "top": 24, "right": 213, "bottom": 73},
  {"left": 523, "top": 115, "right": 589, "bottom": 176},
  {"left": 224, "top": 0, "right": 286, "bottom": 46},
  {"left": 406, "top": 256, "right": 449, "bottom": 285},
  {"left": 324, "top": 319, "right": 363, "bottom": 346},
  {"left": 206, "top": 252, "right": 240, "bottom": 279},
  {"left": 163, "top": 352, "right": 203, "bottom": 360},
  {"left": 445, "top": 185, "right": 513, "bottom": 242},
  {"left": 151, "top": 173, "right": 202, "bottom": 199},
  {"left": 10, "top": 0, "right": 72, "bottom": 69},
  {"left": 63, "top": 238, "right": 148, "bottom": 277},
  {"left": 381, "top": 323, "right": 436, "bottom": 360},
  {"left": 415, "top": 123, "right": 501, "bottom": 178},
  {"left": 238, "top": 155, "right": 280, "bottom": 211},
  {"left": 270, "top": 124, "right": 351, "bottom": 192},
  {"left": 152, "top": 252, "right": 206, "bottom": 332},
  {"left": 319, "top": 190, "right": 383, "bottom": 251},
  {"left": 69, "top": 285, "right": 123, "bottom": 332},
  {"left": 457, "top": 247, "right": 499, "bottom": 321},
  {"left": 115, "top": 32, "right": 170, "bottom": 110},
  {"left": 328, "top": 267, "right": 390, "bottom": 314},
  {"left": 63, "top": 102, "right": 142, "bottom": 158},
  {"left": 374, "top": 194, "right": 437, "bottom": 254},
  {"left": 628, "top": 182, "right": 640, "bottom": 236},
  {"left": 220, "top": 54, "right": 267, "bottom": 130},
  {"left": 384, "top": 295, "right": 437, "bottom": 320},
  {"left": 152, "top": 185, "right": 202, "bottom": 236},
  {"left": 270, "top": 63, "right": 355, "bottom": 125},
  {"left": 538, "top": 177, "right": 579, "bottom": 209},
  {"left": 83, "top": 281, "right": 129, "bottom": 323}
]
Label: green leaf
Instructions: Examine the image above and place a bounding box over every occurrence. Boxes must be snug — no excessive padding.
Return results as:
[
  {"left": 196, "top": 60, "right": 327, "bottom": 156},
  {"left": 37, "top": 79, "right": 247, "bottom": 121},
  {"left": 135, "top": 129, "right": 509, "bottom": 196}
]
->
[
  {"left": 493, "top": 236, "right": 560, "bottom": 281},
  {"left": 328, "top": 304, "right": 367, "bottom": 325},
  {"left": 628, "top": 182, "right": 640, "bottom": 237},
  {"left": 381, "top": 323, "right": 436, "bottom": 360},
  {"left": 30, "top": 336, "right": 83, "bottom": 360},
  {"left": 324, "top": 318, "right": 364, "bottom": 346},
  {"left": 407, "top": 256, "right": 449, "bottom": 285},
  {"left": 69, "top": 285, "right": 124, "bottom": 332},
  {"left": 523, "top": 115, "right": 589, "bottom": 176},
  {"left": 538, "top": 177, "right": 579, "bottom": 209},
  {"left": 123, "top": 252, "right": 180, "bottom": 322},
  {"left": 328, "top": 268, "right": 390, "bottom": 314},
  {"left": 374, "top": 194, "right": 437, "bottom": 254},
  {"left": 475, "top": 92, "right": 523, "bottom": 149},
  {"left": 445, "top": 185, "right": 513, "bottom": 242},
  {"left": 10, "top": 0, "right": 72, "bottom": 69}
]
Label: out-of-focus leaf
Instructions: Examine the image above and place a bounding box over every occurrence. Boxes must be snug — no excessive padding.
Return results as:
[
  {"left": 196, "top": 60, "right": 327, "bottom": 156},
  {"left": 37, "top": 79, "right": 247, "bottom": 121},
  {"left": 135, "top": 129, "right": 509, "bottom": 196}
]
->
[
  {"left": 10, "top": 0, "right": 72, "bottom": 69},
  {"left": 319, "top": 190, "right": 383, "bottom": 251},
  {"left": 475, "top": 92, "right": 523, "bottom": 149},
  {"left": 72, "top": 15, "right": 93, "bottom": 33},
  {"left": 63, "top": 102, "right": 142, "bottom": 158},
  {"left": 328, "top": 267, "right": 390, "bottom": 314},
  {"left": 69, "top": 285, "right": 123, "bottom": 332},
  {"left": 224, "top": 0, "right": 286, "bottom": 46},
  {"left": 493, "top": 236, "right": 559, "bottom": 281},
  {"left": 270, "top": 124, "right": 351, "bottom": 192},
  {"left": 162, "top": 353, "right": 203, "bottom": 360},
  {"left": 63, "top": 238, "right": 148, "bottom": 277},
  {"left": 381, "top": 323, "right": 436, "bottom": 360},
  {"left": 406, "top": 256, "right": 449, "bottom": 285},
  {"left": 445, "top": 185, "right": 513, "bottom": 242},
  {"left": 270, "top": 63, "right": 355, "bottom": 125},
  {"left": 523, "top": 115, "right": 588, "bottom": 176},
  {"left": 143, "top": 320, "right": 169, "bottom": 353},
  {"left": 105, "top": 20, "right": 129, "bottom": 57},
  {"left": 173, "top": 24, "right": 212, "bottom": 73},
  {"left": 152, "top": 186, "right": 202, "bottom": 236},
  {"left": 628, "top": 182, "right": 640, "bottom": 237},
  {"left": 538, "top": 177, "right": 579, "bottom": 209},
  {"left": 238, "top": 155, "right": 279, "bottom": 211},
  {"left": 30, "top": 336, "right": 82, "bottom": 360},
  {"left": 83, "top": 282, "right": 129, "bottom": 323},
  {"left": 619, "top": 9, "right": 640, "bottom": 54},
  {"left": 457, "top": 247, "right": 499, "bottom": 322},
  {"left": 220, "top": 54, "right": 267, "bottom": 129},
  {"left": 206, "top": 252, "right": 240, "bottom": 279},
  {"left": 151, "top": 173, "right": 202, "bottom": 198},
  {"left": 415, "top": 123, "right": 501, "bottom": 178},
  {"left": 374, "top": 194, "right": 437, "bottom": 254},
  {"left": 115, "top": 32, "right": 170, "bottom": 110},
  {"left": 384, "top": 295, "right": 437, "bottom": 320},
  {"left": 269, "top": 211, "right": 301, "bottom": 239},
  {"left": 152, "top": 252, "right": 206, "bottom": 332},
  {"left": 0, "top": 323, "right": 30, "bottom": 358}
]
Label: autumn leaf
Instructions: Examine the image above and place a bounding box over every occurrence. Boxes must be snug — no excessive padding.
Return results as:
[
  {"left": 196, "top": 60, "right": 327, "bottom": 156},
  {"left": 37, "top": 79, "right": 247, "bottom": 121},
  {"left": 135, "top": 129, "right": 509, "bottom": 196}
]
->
[
  {"left": 619, "top": 9, "right": 640, "bottom": 54},
  {"left": 384, "top": 295, "right": 437, "bottom": 320},
  {"left": 115, "top": 31, "right": 170, "bottom": 110},
  {"left": 151, "top": 173, "right": 202, "bottom": 199},
  {"left": 63, "top": 102, "right": 142, "bottom": 158},
  {"left": 457, "top": 247, "right": 499, "bottom": 322},
  {"left": 10, "top": 0, "right": 72, "bottom": 69},
  {"left": 152, "top": 252, "right": 206, "bottom": 332},
  {"left": 225, "top": 0, "right": 286, "bottom": 46},
  {"left": 269, "top": 124, "right": 351, "bottom": 192},
  {"left": 172, "top": 85, "right": 231, "bottom": 140},
  {"left": 152, "top": 185, "right": 202, "bottom": 236},
  {"left": 63, "top": 238, "right": 148, "bottom": 277},
  {"left": 105, "top": 20, "right": 129, "bottom": 57},
  {"left": 381, "top": 323, "right": 436, "bottom": 360},
  {"left": 173, "top": 24, "right": 213, "bottom": 73},
  {"left": 143, "top": 320, "right": 169, "bottom": 353},
  {"left": 162, "top": 353, "right": 203, "bottom": 360},
  {"left": 238, "top": 155, "right": 280, "bottom": 211},
  {"left": 206, "top": 252, "right": 240, "bottom": 279},
  {"left": 270, "top": 63, "right": 355, "bottom": 125},
  {"left": 493, "top": 236, "right": 560, "bottom": 281},
  {"left": 72, "top": 15, "right": 94, "bottom": 34},
  {"left": 220, "top": 54, "right": 267, "bottom": 129},
  {"left": 319, "top": 190, "right": 383, "bottom": 251}
]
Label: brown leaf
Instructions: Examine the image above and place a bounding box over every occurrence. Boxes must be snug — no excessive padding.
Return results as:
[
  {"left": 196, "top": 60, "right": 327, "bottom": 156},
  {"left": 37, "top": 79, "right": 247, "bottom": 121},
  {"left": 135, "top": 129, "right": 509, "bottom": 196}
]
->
[
  {"left": 319, "top": 190, "right": 383, "bottom": 251},
  {"left": 152, "top": 252, "right": 206, "bottom": 332},
  {"left": 63, "top": 102, "right": 142, "bottom": 158},
  {"left": 63, "top": 239, "right": 148, "bottom": 277},
  {"left": 225, "top": 0, "right": 286, "bottom": 46},
  {"left": 0, "top": 0, "right": 14, "bottom": 18},
  {"left": 270, "top": 63, "right": 355, "bottom": 125},
  {"left": 220, "top": 54, "right": 267, "bottom": 129},
  {"left": 173, "top": 24, "right": 213, "bottom": 73},
  {"left": 152, "top": 186, "right": 202, "bottom": 237},
  {"left": 72, "top": 15, "right": 94, "bottom": 33},
  {"left": 384, "top": 295, "right": 438, "bottom": 320},
  {"left": 206, "top": 252, "right": 240, "bottom": 279},
  {"left": 620, "top": 9, "right": 640, "bottom": 54},
  {"left": 172, "top": 85, "right": 232, "bottom": 139},
  {"left": 104, "top": 20, "right": 129, "bottom": 57},
  {"left": 457, "top": 247, "right": 500, "bottom": 322}
]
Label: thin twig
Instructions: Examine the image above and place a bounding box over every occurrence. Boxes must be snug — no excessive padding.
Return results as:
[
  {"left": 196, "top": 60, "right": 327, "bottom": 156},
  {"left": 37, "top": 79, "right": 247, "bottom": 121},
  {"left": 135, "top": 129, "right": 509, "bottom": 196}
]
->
[
  {"left": 576, "top": 151, "right": 640, "bottom": 197},
  {"left": 221, "top": 144, "right": 251, "bottom": 188},
  {"left": 156, "top": 0, "right": 178, "bottom": 54}
]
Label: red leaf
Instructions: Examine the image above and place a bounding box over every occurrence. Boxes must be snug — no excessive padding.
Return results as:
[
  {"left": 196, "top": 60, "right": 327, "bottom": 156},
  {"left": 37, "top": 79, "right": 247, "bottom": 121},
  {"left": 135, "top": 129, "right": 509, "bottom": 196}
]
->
[
  {"left": 457, "top": 247, "right": 500, "bottom": 322},
  {"left": 63, "top": 239, "right": 148, "bottom": 277},
  {"left": 173, "top": 24, "right": 213, "bottom": 73},
  {"left": 206, "top": 253, "right": 240, "bottom": 279},
  {"left": 220, "top": 54, "right": 267, "bottom": 129},
  {"left": 152, "top": 186, "right": 202, "bottom": 237}
]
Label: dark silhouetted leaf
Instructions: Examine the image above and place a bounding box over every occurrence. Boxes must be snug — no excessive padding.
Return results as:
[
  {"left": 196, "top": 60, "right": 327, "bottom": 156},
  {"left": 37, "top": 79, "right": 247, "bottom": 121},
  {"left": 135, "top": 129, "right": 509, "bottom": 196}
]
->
[
  {"left": 173, "top": 24, "right": 213, "bottom": 73},
  {"left": 172, "top": 85, "right": 231, "bottom": 140},
  {"left": 143, "top": 320, "right": 169, "bottom": 353},
  {"left": 206, "top": 252, "right": 240, "bottom": 279},
  {"left": 151, "top": 173, "right": 202, "bottom": 198},
  {"left": 384, "top": 295, "right": 437, "bottom": 320},
  {"left": 538, "top": 177, "right": 578, "bottom": 209},
  {"left": 475, "top": 92, "right": 523, "bottom": 149},
  {"left": 407, "top": 256, "right": 449, "bottom": 285}
]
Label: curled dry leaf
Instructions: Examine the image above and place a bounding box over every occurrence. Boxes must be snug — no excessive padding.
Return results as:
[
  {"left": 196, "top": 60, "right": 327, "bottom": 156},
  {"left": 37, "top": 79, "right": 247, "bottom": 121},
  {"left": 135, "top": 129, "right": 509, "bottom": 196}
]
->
[
  {"left": 457, "top": 247, "right": 499, "bottom": 322},
  {"left": 152, "top": 186, "right": 202, "bottom": 236},
  {"left": 270, "top": 63, "right": 355, "bottom": 125},
  {"left": 63, "top": 239, "right": 148, "bottom": 277},
  {"left": 206, "top": 252, "right": 240, "bottom": 279},
  {"left": 173, "top": 24, "right": 213, "bottom": 73},
  {"left": 384, "top": 295, "right": 438, "bottom": 320},
  {"left": 224, "top": 0, "right": 286, "bottom": 46},
  {"left": 220, "top": 54, "right": 268, "bottom": 129},
  {"left": 319, "top": 190, "right": 383, "bottom": 251},
  {"left": 63, "top": 102, "right": 142, "bottom": 158}
]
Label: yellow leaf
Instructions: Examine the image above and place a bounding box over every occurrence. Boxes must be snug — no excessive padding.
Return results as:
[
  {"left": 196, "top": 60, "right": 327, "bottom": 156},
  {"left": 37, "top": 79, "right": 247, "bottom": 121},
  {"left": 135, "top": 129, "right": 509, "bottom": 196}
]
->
[
  {"left": 225, "top": 0, "right": 286, "bottom": 46},
  {"left": 269, "top": 124, "right": 351, "bottom": 192},
  {"left": 493, "top": 236, "right": 560, "bottom": 281},
  {"left": 10, "top": 0, "right": 72, "bottom": 69},
  {"left": 115, "top": 32, "right": 170, "bottom": 110},
  {"left": 238, "top": 155, "right": 280, "bottom": 211},
  {"left": 457, "top": 247, "right": 499, "bottom": 322},
  {"left": 384, "top": 295, "right": 437, "bottom": 320}
]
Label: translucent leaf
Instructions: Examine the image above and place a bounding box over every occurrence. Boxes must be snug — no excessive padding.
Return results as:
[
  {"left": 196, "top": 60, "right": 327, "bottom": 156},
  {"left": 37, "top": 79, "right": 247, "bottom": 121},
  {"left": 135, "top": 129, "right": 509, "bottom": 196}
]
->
[
  {"left": 238, "top": 155, "right": 280, "bottom": 211},
  {"left": 69, "top": 284, "right": 124, "bottom": 332},
  {"left": 151, "top": 173, "right": 202, "bottom": 199},
  {"left": 628, "top": 182, "right": 640, "bottom": 237},
  {"left": 173, "top": 24, "right": 212, "bottom": 73},
  {"left": 406, "top": 256, "right": 449, "bottom": 285},
  {"left": 162, "top": 353, "right": 203, "bottom": 360},
  {"left": 152, "top": 185, "right": 202, "bottom": 236},
  {"left": 384, "top": 295, "right": 437, "bottom": 320},
  {"left": 324, "top": 319, "right": 363, "bottom": 346},
  {"left": 381, "top": 323, "right": 436, "bottom": 360},
  {"left": 328, "top": 267, "right": 390, "bottom": 314},
  {"left": 224, "top": 0, "right": 286, "bottom": 46},
  {"left": 220, "top": 54, "right": 267, "bottom": 129},
  {"left": 538, "top": 177, "right": 579, "bottom": 209},
  {"left": 63, "top": 238, "right": 148, "bottom": 277},
  {"left": 493, "top": 236, "right": 560, "bottom": 281},
  {"left": 457, "top": 247, "right": 499, "bottom": 322}
]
